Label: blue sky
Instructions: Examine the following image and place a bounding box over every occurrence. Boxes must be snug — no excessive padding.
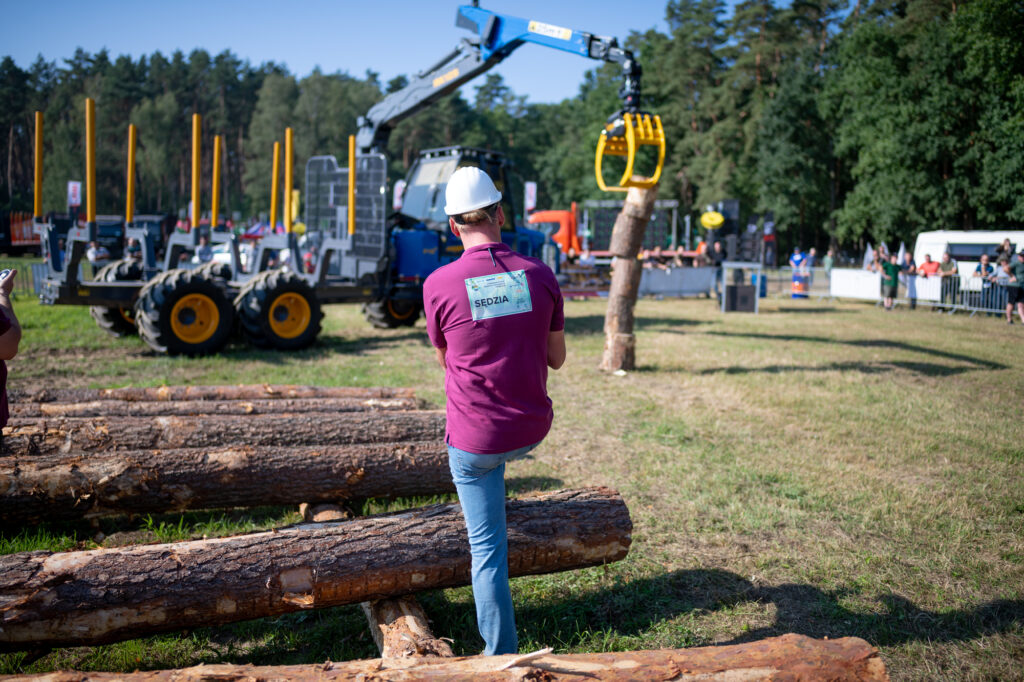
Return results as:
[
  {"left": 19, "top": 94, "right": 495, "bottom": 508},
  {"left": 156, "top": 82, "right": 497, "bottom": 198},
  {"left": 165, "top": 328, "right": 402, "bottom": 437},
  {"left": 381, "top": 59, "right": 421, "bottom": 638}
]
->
[{"left": 2, "top": 0, "right": 678, "bottom": 104}]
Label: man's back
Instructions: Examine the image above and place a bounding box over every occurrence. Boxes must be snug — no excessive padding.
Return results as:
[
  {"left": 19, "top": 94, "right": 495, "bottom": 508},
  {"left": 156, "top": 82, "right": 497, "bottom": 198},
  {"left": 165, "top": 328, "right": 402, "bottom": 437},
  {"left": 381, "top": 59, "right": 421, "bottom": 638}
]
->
[{"left": 425, "top": 242, "right": 563, "bottom": 454}]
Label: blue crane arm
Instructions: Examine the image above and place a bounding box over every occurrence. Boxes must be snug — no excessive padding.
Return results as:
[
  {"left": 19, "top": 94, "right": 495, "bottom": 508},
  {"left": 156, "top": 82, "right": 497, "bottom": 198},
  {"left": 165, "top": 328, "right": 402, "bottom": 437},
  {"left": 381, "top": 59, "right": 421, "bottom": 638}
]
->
[{"left": 355, "top": 4, "right": 642, "bottom": 153}]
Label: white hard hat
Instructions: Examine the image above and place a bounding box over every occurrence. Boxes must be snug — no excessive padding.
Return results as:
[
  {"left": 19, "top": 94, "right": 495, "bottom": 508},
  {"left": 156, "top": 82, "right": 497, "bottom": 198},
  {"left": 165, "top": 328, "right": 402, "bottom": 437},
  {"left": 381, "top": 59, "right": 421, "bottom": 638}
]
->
[{"left": 444, "top": 166, "right": 502, "bottom": 216}]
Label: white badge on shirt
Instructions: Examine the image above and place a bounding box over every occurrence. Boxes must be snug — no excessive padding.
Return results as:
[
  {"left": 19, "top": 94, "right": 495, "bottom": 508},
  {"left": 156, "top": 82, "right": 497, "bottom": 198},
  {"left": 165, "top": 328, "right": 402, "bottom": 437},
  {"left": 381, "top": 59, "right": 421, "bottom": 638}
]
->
[{"left": 464, "top": 269, "right": 532, "bottom": 321}]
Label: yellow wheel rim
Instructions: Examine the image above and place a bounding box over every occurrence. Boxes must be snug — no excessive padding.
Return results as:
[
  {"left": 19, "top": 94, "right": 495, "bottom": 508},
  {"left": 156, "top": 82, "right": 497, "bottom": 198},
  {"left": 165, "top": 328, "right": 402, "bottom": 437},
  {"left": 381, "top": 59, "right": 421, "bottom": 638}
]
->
[
  {"left": 268, "top": 292, "right": 311, "bottom": 339},
  {"left": 170, "top": 294, "right": 220, "bottom": 344},
  {"left": 387, "top": 300, "right": 417, "bottom": 321}
]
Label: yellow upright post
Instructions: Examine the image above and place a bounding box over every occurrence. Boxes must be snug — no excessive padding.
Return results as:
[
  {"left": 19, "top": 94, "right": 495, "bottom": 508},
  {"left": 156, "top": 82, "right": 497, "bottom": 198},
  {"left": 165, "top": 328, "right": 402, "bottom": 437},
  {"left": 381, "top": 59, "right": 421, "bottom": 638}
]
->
[
  {"left": 85, "top": 98, "right": 97, "bottom": 225},
  {"left": 191, "top": 113, "right": 201, "bottom": 229},
  {"left": 125, "top": 124, "right": 137, "bottom": 224},
  {"left": 211, "top": 134, "right": 222, "bottom": 228},
  {"left": 284, "top": 127, "right": 293, "bottom": 233},
  {"left": 347, "top": 134, "right": 356, "bottom": 236},
  {"left": 34, "top": 111, "right": 43, "bottom": 220},
  {"left": 269, "top": 141, "right": 280, "bottom": 231}
]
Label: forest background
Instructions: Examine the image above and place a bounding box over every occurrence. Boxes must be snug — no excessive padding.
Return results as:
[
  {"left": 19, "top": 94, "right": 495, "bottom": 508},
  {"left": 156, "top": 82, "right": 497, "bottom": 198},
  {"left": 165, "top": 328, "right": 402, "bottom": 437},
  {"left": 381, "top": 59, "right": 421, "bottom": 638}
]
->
[{"left": 0, "top": 0, "right": 1021, "bottom": 256}]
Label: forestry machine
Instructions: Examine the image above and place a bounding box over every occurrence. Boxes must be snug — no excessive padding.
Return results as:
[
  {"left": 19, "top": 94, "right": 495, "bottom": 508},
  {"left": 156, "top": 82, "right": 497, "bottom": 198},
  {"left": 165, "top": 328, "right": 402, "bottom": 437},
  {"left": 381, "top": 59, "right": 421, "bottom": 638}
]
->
[{"left": 31, "top": 3, "right": 665, "bottom": 356}]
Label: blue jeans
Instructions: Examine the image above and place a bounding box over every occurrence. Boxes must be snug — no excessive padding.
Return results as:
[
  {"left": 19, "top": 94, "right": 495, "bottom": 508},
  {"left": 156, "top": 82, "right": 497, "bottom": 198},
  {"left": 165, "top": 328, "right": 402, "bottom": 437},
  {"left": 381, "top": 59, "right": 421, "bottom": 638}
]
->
[{"left": 448, "top": 441, "right": 539, "bottom": 655}]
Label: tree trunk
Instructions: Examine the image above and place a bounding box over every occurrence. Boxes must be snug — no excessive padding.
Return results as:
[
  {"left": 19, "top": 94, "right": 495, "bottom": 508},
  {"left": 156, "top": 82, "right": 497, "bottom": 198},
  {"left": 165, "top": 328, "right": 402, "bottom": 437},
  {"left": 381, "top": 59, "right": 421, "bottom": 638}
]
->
[
  {"left": 9, "top": 396, "right": 419, "bottom": 419},
  {"left": 0, "top": 487, "right": 631, "bottom": 651},
  {"left": 8, "top": 384, "right": 415, "bottom": 404},
  {"left": 600, "top": 182, "right": 658, "bottom": 372},
  {"left": 362, "top": 597, "right": 455, "bottom": 658},
  {"left": 4, "top": 635, "right": 887, "bottom": 680},
  {"left": 1, "top": 441, "right": 451, "bottom": 523},
  {"left": 4, "top": 411, "right": 444, "bottom": 456}
]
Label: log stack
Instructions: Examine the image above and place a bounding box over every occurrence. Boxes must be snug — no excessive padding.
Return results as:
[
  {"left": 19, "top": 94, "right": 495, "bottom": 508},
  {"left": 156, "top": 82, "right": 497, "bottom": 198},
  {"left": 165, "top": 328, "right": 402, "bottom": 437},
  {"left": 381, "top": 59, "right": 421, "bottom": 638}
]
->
[{"left": 1, "top": 384, "right": 449, "bottom": 522}]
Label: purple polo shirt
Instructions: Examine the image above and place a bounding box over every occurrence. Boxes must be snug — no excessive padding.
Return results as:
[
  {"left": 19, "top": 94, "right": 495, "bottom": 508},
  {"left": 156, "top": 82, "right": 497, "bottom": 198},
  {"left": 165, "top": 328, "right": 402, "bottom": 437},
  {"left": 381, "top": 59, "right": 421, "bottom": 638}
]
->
[{"left": 424, "top": 242, "right": 564, "bottom": 454}]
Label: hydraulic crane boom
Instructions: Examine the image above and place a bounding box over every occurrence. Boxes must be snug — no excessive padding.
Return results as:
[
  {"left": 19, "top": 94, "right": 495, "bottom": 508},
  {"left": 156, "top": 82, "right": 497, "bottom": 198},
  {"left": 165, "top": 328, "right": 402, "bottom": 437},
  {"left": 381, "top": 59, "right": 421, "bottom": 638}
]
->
[{"left": 355, "top": 3, "right": 663, "bottom": 191}]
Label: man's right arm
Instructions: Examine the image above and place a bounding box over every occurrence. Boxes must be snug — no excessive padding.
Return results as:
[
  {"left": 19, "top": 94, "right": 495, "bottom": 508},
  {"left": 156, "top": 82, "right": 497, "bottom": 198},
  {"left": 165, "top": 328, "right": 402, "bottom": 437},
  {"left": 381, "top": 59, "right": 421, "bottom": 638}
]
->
[{"left": 547, "top": 330, "right": 565, "bottom": 369}]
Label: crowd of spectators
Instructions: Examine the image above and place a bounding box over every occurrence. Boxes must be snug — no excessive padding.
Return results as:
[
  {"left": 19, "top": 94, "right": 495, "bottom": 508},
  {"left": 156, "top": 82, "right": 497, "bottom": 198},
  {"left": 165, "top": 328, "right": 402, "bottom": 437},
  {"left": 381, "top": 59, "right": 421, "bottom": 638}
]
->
[{"left": 866, "top": 241, "right": 1024, "bottom": 323}]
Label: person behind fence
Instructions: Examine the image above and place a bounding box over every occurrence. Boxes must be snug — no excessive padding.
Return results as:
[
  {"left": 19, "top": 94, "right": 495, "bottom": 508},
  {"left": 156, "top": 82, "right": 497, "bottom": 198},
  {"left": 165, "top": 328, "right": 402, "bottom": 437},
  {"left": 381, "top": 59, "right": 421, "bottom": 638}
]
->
[
  {"left": 0, "top": 269, "right": 22, "bottom": 448},
  {"left": 710, "top": 240, "right": 725, "bottom": 298},
  {"left": 86, "top": 240, "right": 111, "bottom": 269},
  {"left": 1004, "top": 250, "right": 1024, "bottom": 325},
  {"left": 992, "top": 256, "right": 1011, "bottom": 313},
  {"left": 875, "top": 253, "right": 900, "bottom": 310},
  {"left": 423, "top": 166, "right": 566, "bottom": 656},
  {"left": 938, "top": 252, "right": 959, "bottom": 308},
  {"left": 823, "top": 248, "right": 835, "bottom": 280},
  {"left": 973, "top": 253, "right": 995, "bottom": 311},
  {"left": 900, "top": 250, "right": 917, "bottom": 309}
]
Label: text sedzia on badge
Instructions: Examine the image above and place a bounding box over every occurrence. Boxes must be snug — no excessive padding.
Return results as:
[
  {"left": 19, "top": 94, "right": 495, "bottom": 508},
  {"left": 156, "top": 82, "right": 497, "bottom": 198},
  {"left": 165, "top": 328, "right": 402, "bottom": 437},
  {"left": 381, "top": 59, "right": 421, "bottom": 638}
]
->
[{"left": 464, "top": 269, "right": 532, "bottom": 321}]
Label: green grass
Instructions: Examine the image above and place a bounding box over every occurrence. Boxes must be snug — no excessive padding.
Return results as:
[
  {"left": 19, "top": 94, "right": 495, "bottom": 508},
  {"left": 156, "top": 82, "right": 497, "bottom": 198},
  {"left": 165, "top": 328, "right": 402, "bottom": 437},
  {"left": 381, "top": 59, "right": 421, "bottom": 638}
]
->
[{"left": 2, "top": 295, "right": 1023, "bottom": 680}]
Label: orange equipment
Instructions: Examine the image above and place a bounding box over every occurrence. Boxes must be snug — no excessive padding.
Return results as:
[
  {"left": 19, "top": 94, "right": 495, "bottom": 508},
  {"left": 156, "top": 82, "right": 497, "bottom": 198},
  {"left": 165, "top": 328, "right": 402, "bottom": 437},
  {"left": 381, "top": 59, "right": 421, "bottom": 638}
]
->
[{"left": 527, "top": 202, "right": 581, "bottom": 255}]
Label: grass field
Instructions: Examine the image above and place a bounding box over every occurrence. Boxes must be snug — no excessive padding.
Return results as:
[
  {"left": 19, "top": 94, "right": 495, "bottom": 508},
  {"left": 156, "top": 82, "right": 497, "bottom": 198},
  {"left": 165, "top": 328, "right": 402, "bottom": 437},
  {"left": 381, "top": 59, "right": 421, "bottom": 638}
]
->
[{"left": 1, "top": 292, "right": 1022, "bottom": 680}]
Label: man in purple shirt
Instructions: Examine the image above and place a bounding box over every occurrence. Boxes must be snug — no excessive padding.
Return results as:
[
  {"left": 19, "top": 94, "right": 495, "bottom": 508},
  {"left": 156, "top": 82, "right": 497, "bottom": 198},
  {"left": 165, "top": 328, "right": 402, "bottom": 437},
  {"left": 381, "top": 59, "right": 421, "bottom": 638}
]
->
[{"left": 424, "top": 167, "right": 566, "bottom": 655}]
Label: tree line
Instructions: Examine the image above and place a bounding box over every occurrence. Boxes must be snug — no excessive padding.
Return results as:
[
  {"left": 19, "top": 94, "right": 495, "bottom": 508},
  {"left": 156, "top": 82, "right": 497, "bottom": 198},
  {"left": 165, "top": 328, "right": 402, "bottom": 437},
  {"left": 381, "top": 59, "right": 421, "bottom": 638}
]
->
[{"left": 1, "top": 0, "right": 1021, "bottom": 254}]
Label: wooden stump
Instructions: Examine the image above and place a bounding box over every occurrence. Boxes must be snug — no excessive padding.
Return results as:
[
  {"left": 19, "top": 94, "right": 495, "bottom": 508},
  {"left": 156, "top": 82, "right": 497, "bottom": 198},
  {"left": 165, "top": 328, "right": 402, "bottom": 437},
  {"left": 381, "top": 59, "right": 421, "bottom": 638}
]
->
[
  {"left": 0, "top": 487, "right": 631, "bottom": 651},
  {"left": 600, "top": 182, "right": 658, "bottom": 372},
  {"left": 2, "top": 634, "right": 888, "bottom": 680}
]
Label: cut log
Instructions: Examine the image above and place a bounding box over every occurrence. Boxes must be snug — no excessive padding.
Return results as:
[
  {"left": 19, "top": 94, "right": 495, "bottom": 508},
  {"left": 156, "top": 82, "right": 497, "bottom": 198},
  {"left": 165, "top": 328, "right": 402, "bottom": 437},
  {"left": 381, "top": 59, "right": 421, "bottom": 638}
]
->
[
  {"left": 361, "top": 597, "right": 455, "bottom": 658},
  {"left": 0, "top": 441, "right": 452, "bottom": 523},
  {"left": 9, "top": 397, "right": 420, "bottom": 419},
  {"left": 3, "top": 411, "right": 444, "bottom": 456},
  {"left": 600, "top": 182, "right": 658, "bottom": 373},
  {"left": 8, "top": 384, "right": 415, "bottom": 404},
  {"left": 2, "top": 634, "right": 888, "bottom": 680},
  {"left": 0, "top": 487, "right": 631, "bottom": 651}
]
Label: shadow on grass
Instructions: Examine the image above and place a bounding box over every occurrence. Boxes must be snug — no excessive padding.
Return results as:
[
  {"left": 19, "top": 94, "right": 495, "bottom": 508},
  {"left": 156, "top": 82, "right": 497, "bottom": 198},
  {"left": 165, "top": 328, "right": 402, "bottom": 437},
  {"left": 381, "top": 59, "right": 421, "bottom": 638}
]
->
[
  {"left": 772, "top": 306, "right": 852, "bottom": 314},
  {"left": 170, "top": 330, "right": 430, "bottom": 364},
  {"left": 513, "top": 568, "right": 1024, "bottom": 651},
  {"left": 700, "top": 331, "right": 1006, "bottom": 373},
  {"left": 565, "top": 316, "right": 708, "bottom": 335},
  {"left": 697, "top": 360, "right": 979, "bottom": 378},
  {"left": 507, "top": 475, "right": 565, "bottom": 495}
]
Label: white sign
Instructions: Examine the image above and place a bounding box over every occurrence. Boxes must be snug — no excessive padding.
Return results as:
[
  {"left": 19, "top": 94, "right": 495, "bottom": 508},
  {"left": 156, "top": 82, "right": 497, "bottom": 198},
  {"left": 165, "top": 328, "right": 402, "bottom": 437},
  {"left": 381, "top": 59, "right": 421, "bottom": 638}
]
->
[
  {"left": 830, "top": 269, "right": 881, "bottom": 301},
  {"left": 524, "top": 181, "right": 537, "bottom": 213},
  {"left": 67, "top": 181, "right": 82, "bottom": 208}
]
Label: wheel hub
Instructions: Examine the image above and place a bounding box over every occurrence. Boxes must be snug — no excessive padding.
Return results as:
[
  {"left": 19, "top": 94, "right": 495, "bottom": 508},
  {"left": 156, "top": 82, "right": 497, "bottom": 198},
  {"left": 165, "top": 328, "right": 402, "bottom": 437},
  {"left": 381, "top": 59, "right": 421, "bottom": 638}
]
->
[
  {"left": 268, "top": 292, "right": 312, "bottom": 339},
  {"left": 170, "top": 293, "right": 220, "bottom": 344}
]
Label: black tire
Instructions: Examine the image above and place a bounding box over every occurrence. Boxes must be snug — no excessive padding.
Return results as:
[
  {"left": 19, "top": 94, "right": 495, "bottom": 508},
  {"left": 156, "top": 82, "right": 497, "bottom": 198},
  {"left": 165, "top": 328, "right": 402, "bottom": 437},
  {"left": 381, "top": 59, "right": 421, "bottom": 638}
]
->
[
  {"left": 234, "top": 269, "right": 323, "bottom": 350},
  {"left": 192, "top": 260, "right": 233, "bottom": 281},
  {"left": 362, "top": 298, "right": 422, "bottom": 329},
  {"left": 89, "top": 259, "right": 143, "bottom": 337},
  {"left": 134, "top": 268, "right": 235, "bottom": 356}
]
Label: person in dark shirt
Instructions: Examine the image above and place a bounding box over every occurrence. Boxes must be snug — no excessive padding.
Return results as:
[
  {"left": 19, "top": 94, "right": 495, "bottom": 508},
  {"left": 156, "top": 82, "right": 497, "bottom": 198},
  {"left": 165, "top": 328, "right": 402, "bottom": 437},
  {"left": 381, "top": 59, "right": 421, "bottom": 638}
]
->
[
  {"left": 1003, "top": 251, "right": 1024, "bottom": 325},
  {"left": 875, "top": 254, "right": 900, "bottom": 310}
]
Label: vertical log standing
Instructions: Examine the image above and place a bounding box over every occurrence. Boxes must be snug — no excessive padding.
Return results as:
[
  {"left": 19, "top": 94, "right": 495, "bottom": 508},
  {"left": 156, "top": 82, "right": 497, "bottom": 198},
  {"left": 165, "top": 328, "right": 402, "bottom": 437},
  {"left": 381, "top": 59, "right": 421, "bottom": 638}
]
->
[{"left": 600, "top": 181, "right": 658, "bottom": 371}]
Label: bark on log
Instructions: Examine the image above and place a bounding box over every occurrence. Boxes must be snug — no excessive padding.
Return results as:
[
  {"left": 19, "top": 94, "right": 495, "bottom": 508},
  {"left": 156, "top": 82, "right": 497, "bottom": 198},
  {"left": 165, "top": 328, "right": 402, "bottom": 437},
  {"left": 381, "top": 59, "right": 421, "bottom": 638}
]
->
[
  {"left": 0, "top": 442, "right": 452, "bottom": 523},
  {"left": 8, "top": 385, "right": 415, "bottom": 404},
  {"left": 362, "top": 596, "right": 455, "bottom": 658},
  {"left": 9, "top": 397, "right": 420, "bottom": 419},
  {"left": 0, "top": 487, "right": 630, "bottom": 651},
  {"left": 4, "top": 635, "right": 888, "bottom": 680},
  {"left": 3, "top": 411, "right": 444, "bottom": 456},
  {"left": 600, "top": 182, "right": 658, "bottom": 373}
]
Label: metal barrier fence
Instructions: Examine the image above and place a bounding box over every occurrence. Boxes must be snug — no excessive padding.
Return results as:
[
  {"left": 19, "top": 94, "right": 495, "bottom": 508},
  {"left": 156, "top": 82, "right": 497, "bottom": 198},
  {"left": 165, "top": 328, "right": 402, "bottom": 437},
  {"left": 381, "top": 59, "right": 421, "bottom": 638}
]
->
[{"left": 828, "top": 268, "right": 1022, "bottom": 315}]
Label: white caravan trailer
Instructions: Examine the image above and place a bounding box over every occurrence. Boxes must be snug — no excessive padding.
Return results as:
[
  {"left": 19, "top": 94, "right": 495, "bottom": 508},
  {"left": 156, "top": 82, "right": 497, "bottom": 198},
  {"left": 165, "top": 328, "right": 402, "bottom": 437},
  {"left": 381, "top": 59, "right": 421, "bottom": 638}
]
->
[{"left": 913, "top": 230, "right": 1024, "bottom": 272}]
